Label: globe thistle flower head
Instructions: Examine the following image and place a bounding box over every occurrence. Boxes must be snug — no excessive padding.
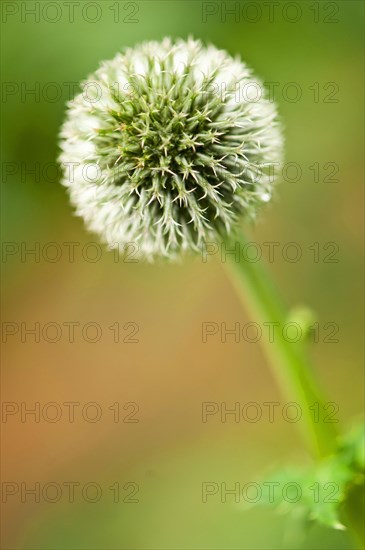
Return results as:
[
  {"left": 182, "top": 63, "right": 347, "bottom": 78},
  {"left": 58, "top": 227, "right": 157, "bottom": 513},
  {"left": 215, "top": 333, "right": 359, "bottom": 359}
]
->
[{"left": 59, "top": 38, "right": 283, "bottom": 261}]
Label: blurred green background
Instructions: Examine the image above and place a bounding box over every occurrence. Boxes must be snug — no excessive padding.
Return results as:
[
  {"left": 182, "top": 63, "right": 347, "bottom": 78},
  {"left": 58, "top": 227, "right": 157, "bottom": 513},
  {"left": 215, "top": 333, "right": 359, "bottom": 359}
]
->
[{"left": 1, "top": 1, "right": 364, "bottom": 548}]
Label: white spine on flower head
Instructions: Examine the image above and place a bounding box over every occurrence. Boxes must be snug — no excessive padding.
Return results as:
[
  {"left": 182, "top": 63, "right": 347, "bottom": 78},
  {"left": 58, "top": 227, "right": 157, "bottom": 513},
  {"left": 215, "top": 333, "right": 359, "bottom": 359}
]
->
[{"left": 59, "top": 37, "right": 283, "bottom": 261}]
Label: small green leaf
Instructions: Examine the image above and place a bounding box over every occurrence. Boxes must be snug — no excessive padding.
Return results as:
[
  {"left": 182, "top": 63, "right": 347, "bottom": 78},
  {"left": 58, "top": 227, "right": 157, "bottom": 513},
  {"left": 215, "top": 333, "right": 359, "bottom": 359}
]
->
[{"left": 246, "top": 423, "right": 365, "bottom": 532}]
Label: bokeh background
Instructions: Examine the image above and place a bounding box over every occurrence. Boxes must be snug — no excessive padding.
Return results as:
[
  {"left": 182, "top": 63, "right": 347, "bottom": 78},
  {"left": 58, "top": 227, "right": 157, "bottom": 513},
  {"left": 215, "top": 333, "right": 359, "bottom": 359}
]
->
[{"left": 1, "top": 1, "right": 364, "bottom": 548}]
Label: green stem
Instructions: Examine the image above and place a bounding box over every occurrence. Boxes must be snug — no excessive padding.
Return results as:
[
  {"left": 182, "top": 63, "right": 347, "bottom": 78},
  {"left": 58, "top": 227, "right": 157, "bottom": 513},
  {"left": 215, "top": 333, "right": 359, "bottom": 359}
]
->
[{"left": 224, "top": 232, "right": 338, "bottom": 459}]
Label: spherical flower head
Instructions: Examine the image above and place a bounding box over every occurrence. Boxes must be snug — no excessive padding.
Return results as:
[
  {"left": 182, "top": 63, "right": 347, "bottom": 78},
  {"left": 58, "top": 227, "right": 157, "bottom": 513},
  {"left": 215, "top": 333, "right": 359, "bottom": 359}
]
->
[{"left": 59, "top": 38, "right": 283, "bottom": 261}]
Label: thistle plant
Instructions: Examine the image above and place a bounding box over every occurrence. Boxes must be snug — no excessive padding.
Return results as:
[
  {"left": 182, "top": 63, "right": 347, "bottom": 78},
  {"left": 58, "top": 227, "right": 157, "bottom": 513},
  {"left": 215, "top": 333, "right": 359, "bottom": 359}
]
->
[
  {"left": 59, "top": 37, "right": 282, "bottom": 260},
  {"left": 59, "top": 38, "right": 364, "bottom": 546}
]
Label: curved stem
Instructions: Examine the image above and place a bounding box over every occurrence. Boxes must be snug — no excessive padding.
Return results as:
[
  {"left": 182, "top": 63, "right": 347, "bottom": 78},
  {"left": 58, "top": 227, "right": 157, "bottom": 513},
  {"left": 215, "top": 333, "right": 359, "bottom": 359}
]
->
[{"left": 224, "top": 232, "right": 338, "bottom": 459}]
